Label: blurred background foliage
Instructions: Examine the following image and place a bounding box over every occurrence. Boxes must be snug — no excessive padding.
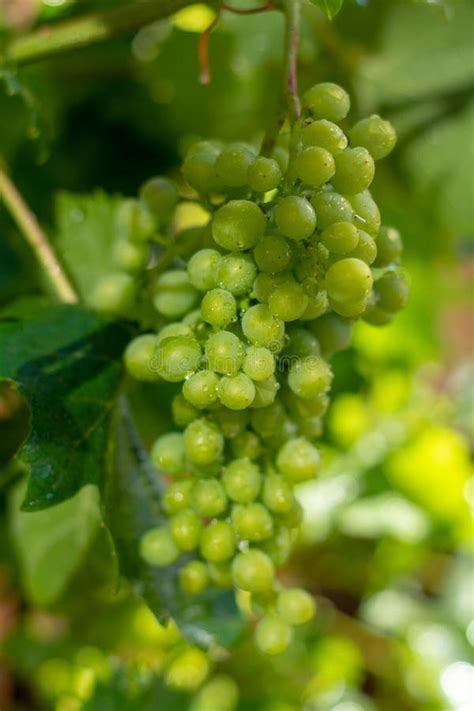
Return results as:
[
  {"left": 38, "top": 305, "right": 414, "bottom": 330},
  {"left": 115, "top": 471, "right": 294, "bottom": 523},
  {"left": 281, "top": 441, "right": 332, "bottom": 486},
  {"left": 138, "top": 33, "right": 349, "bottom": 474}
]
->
[{"left": 0, "top": 0, "right": 473, "bottom": 709}]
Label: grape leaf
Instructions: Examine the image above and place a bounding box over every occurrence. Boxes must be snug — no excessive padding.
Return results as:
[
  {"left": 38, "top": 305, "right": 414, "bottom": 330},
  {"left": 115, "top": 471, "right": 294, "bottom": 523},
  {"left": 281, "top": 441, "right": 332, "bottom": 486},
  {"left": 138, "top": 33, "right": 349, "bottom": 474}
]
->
[
  {"left": 310, "top": 0, "right": 344, "bottom": 19},
  {"left": 105, "top": 399, "right": 245, "bottom": 649},
  {"left": 9, "top": 481, "right": 103, "bottom": 606},
  {"left": 0, "top": 379, "right": 31, "bottom": 466},
  {"left": 0, "top": 300, "right": 131, "bottom": 511}
]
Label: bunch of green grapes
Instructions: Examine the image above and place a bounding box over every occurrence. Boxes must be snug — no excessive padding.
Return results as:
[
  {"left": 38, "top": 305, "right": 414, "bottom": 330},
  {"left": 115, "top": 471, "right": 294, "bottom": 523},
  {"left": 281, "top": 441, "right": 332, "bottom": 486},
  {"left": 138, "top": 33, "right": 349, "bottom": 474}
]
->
[{"left": 116, "top": 82, "right": 408, "bottom": 661}]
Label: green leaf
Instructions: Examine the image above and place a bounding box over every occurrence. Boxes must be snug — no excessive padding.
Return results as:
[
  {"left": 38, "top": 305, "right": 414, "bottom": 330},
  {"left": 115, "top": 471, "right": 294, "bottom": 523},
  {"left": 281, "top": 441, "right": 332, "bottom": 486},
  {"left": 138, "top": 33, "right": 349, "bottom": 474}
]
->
[
  {"left": 105, "top": 400, "right": 244, "bottom": 649},
  {"left": 0, "top": 300, "right": 131, "bottom": 511},
  {"left": 0, "top": 379, "right": 31, "bottom": 466},
  {"left": 310, "top": 0, "right": 344, "bottom": 19},
  {"left": 9, "top": 481, "right": 102, "bottom": 606}
]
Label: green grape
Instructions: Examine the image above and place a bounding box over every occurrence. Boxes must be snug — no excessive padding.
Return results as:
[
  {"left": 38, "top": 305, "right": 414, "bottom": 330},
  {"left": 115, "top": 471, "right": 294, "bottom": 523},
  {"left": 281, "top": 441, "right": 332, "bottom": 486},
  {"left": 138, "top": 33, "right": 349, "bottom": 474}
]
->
[
  {"left": 212, "top": 200, "right": 266, "bottom": 251},
  {"left": 231, "top": 503, "right": 274, "bottom": 542},
  {"left": 243, "top": 346, "right": 275, "bottom": 382},
  {"left": 347, "top": 229, "right": 377, "bottom": 265},
  {"left": 201, "top": 288, "right": 237, "bottom": 329},
  {"left": 241, "top": 304, "right": 285, "bottom": 349},
  {"left": 309, "top": 312, "right": 352, "bottom": 356},
  {"left": 272, "top": 145, "right": 289, "bottom": 173},
  {"left": 165, "top": 647, "right": 210, "bottom": 691},
  {"left": 311, "top": 191, "right": 354, "bottom": 230},
  {"left": 285, "top": 389, "right": 329, "bottom": 419},
  {"left": 254, "top": 235, "right": 293, "bottom": 274},
  {"left": 205, "top": 331, "right": 245, "bottom": 375},
  {"left": 179, "top": 560, "right": 209, "bottom": 595},
  {"left": 90, "top": 272, "right": 135, "bottom": 314},
  {"left": 294, "top": 146, "right": 335, "bottom": 187},
  {"left": 274, "top": 498, "right": 303, "bottom": 528},
  {"left": 186, "top": 139, "right": 224, "bottom": 158},
  {"left": 211, "top": 407, "right": 249, "bottom": 438},
  {"left": 277, "top": 437, "right": 321, "bottom": 482},
  {"left": 374, "top": 270, "right": 410, "bottom": 311},
  {"left": 325, "top": 257, "right": 373, "bottom": 304},
  {"left": 299, "top": 415, "right": 323, "bottom": 438},
  {"left": 255, "top": 615, "right": 293, "bottom": 656},
  {"left": 200, "top": 520, "right": 236, "bottom": 562},
  {"left": 182, "top": 370, "right": 220, "bottom": 409},
  {"left": 139, "top": 176, "right": 179, "bottom": 217},
  {"left": 349, "top": 114, "right": 397, "bottom": 160},
  {"left": 151, "top": 432, "right": 185, "bottom": 475},
  {"left": 288, "top": 357, "right": 333, "bottom": 400},
  {"left": 207, "top": 561, "right": 233, "bottom": 589},
  {"left": 124, "top": 334, "right": 160, "bottom": 382},
  {"left": 232, "top": 549, "right": 275, "bottom": 593},
  {"left": 156, "top": 336, "right": 201, "bottom": 382},
  {"left": 153, "top": 269, "right": 199, "bottom": 318},
  {"left": 215, "top": 143, "right": 256, "bottom": 187},
  {"left": 190, "top": 674, "right": 239, "bottom": 711},
  {"left": 328, "top": 295, "right": 367, "bottom": 318},
  {"left": 250, "top": 400, "right": 286, "bottom": 439},
  {"left": 299, "top": 118, "right": 348, "bottom": 154},
  {"left": 230, "top": 430, "right": 262, "bottom": 460},
  {"left": 182, "top": 309, "right": 204, "bottom": 327},
  {"left": 217, "top": 253, "right": 257, "bottom": 296},
  {"left": 350, "top": 190, "right": 381, "bottom": 236},
  {"left": 282, "top": 326, "right": 320, "bottom": 360},
  {"left": 140, "top": 527, "right": 180, "bottom": 566},
  {"left": 247, "top": 156, "right": 282, "bottom": 192},
  {"left": 275, "top": 196, "right": 316, "bottom": 241},
  {"left": 260, "top": 528, "right": 292, "bottom": 565},
  {"left": 299, "top": 282, "right": 329, "bottom": 321},
  {"left": 222, "top": 457, "right": 261, "bottom": 503},
  {"left": 169, "top": 508, "right": 203, "bottom": 552},
  {"left": 163, "top": 479, "right": 193, "bottom": 515},
  {"left": 303, "top": 82, "right": 350, "bottom": 122},
  {"left": 113, "top": 239, "right": 148, "bottom": 272},
  {"left": 251, "top": 375, "right": 280, "bottom": 409},
  {"left": 191, "top": 479, "right": 227, "bottom": 517},
  {"left": 321, "top": 221, "right": 359, "bottom": 255},
  {"left": 172, "top": 393, "right": 199, "bottom": 427},
  {"left": 183, "top": 418, "right": 224, "bottom": 466},
  {"left": 187, "top": 248, "right": 221, "bottom": 291},
  {"left": 253, "top": 271, "right": 294, "bottom": 304},
  {"left": 157, "top": 322, "right": 192, "bottom": 343},
  {"left": 182, "top": 145, "right": 223, "bottom": 194},
  {"left": 268, "top": 282, "right": 309, "bottom": 322},
  {"left": 175, "top": 225, "right": 214, "bottom": 261},
  {"left": 276, "top": 588, "right": 316, "bottom": 625},
  {"left": 332, "top": 148, "right": 375, "bottom": 195},
  {"left": 218, "top": 373, "right": 256, "bottom": 410},
  {"left": 117, "top": 198, "right": 155, "bottom": 243},
  {"left": 363, "top": 302, "right": 395, "bottom": 326},
  {"left": 262, "top": 475, "right": 295, "bottom": 514},
  {"left": 374, "top": 225, "right": 403, "bottom": 266}
]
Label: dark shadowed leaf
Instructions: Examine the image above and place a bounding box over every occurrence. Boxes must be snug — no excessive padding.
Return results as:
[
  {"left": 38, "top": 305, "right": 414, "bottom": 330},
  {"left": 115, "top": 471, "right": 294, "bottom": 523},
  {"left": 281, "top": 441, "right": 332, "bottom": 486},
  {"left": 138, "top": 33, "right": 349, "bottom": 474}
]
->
[{"left": 0, "top": 379, "right": 31, "bottom": 466}]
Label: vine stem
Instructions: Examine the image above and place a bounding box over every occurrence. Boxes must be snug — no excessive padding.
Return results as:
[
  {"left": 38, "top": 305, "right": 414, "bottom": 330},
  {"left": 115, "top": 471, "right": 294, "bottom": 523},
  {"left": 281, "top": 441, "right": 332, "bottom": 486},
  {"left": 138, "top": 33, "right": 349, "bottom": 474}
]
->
[{"left": 0, "top": 163, "right": 78, "bottom": 304}]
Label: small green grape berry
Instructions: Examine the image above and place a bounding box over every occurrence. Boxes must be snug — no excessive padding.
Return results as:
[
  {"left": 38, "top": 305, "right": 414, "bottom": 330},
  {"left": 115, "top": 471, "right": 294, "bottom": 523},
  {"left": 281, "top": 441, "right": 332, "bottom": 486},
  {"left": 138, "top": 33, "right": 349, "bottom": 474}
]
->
[
  {"left": 254, "top": 234, "right": 293, "bottom": 274},
  {"left": 332, "top": 148, "right": 375, "bottom": 195},
  {"left": 179, "top": 560, "right": 209, "bottom": 595},
  {"left": 349, "top": 114, "right": 397, "bottom": 160},
  {"left": 303, "top": 82, "right": 350, "bottom": 122},
  {"left": 139, "top": 176, "right": 178, "bottom": 217},
  {"left": 172, "top": 393, "right": 199, "bottom": 427},
  {"left": 217, "top": 253, "right": 257, "bottom": 296},
  {"left": 294, "top": 146, "right": 335, "bottom": 187},
  {"left": 182, "top": 370, "right": 219, "bottom": 409},
  {"left": 347, "top": 229, "right": 377, "bottom": 265},
  {"left": 311, "top": 191, "right": 353, "bottom": 230},
  {"left": 231, "top": 503, "right": 274, "bottom": 542},
  {"left": 300, "top": 118, "right": 348, "bottom": 154},
  {"left": 374, "top": 225, "right": 403, "bottom": 266},
  {"left": 165, "top": 647, "right": 210, "bottom": 691},
  {"left": 140, "top": 527, "right": 180, "bottom": 566},
  {"left": 247, "top": 156, "right": 282, "bottom": 192},
  {"left": 207, "top": 561, "right": 233, "bottom": 589},
  {"left": 328, "top": 295, "right": 367, "bottom": 318},
  {"left": 250, "top": 400, "right": 286, "bottom": 439},
  {"left": 190, "top": 674, "right": 239, "bottom": 711},
  {"left": 170, "top": 509, "right": 203, "bottom": 552},
  {"left": 90, "top": 272, "right": 135, "bottom": 314},
  {"left": 212, "top": 200, "right": 266, "bottom": 251},
  {"left": 275, "top": 196, "right": 316, "bottom": 241},
  {"left": 183, "top": 418, "right": 224, "bottom": 466},
  {"left": 230, "top": 430, "right": 262, "bottom": 460},
  {"left": 268, "top": 282, "right": 309, "bottom": 322},
  {"left": 205, "top": 331, "right": 245, "bottom": 375},
  {"left": 113, "top": 239, "right": 148, "bottom": 272},
  {"left": 156, "top": 336, "right": 202, "bottom": 382},
  {"left": 277, "top": 588, "right": 316, "bottom": 626},
  {"left": 325, "top": 257, "right": 373, "bottom": 304},
  {"left": 260, "top": 528, "right": 292, "bottom": 565},
  {"left": 243, "top": 346, "right": 275, "bottom": 382},
  {"left": 124, "top": 334, "right": 160, "bottom": 382},
  {"left": 322, "top": 221, "right": 359, "bottom": 255},
  {"left": 157, "top": 322, "right": 192, "bottom": 343},
  {"left": 201, "top": 288, "right": 237, "bottom": 329},
  {"left": 262, "top": 475, "right": 295, "bottom": 514},
  {"left": 215, "top": 143, "right": 256, "bottom": 187},
  {"left": 350, "top": 190, "right": 381, "bottom": 236},
  {"left": 182, "top": 145, "right": 223, "bottom": 194},
  {"left": 151, "top": 432, "right": 185, "bottom": 475},
  {"left": 309, "top": 313, "right": 352, "bottom": 356},
  {"left": 252, "top": 271, "right": 294, "bottom": 304},
  {"left": 232, "top": 549, "right": 275, "bottom": 593},
  {"left": 374, "top": 270, "right": 410, "bottom": 312},
  {"left": 211, "top": 407, "right": 249, "bottom": 438},
  {"left": 218, "top": 373, "right": 256, "bottom": 410},
  {"left": 163, "top": 480, "right": 193, "bottom": 515},
  {"left": 255, "top": 615, "right": 293, "bottom": 656},
  {"left": 241, "top": 304, "right": 285, "bottom": 349},
  {"left": 153, "top": 269, "right": 199, "bottom": 318},
  {"left": 282, "top": 327, "right": 320, "bottom": 360},
  {"left": 250, "top": 375, "right": 280, "bottom": 409},
  {"left": 187, "top": 249, "right": 221, "bottom": 291},
  {"left": 200, "top": 521, "right": 236, "bottom": 562},
  {"left": 222, "top": 457, "right": 261, "bottom": 503},
  {"left": 277, "top": 437, "right": 321, "bottom": 482},
  {"left": 192, "top": 479, "right": 227, "bottom": 517},
  {"left": 288, "top": 357, "right": 333, "bottom": 400},
  {"left": 117, "top": 198, "right": 155, "bottom": 243}
]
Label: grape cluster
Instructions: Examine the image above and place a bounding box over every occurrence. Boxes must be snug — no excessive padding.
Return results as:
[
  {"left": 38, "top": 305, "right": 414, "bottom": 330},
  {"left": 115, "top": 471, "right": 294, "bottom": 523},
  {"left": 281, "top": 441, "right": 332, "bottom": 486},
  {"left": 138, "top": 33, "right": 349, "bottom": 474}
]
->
[{"left": 120, "top": 82, "right": 408, "bottom": 659}]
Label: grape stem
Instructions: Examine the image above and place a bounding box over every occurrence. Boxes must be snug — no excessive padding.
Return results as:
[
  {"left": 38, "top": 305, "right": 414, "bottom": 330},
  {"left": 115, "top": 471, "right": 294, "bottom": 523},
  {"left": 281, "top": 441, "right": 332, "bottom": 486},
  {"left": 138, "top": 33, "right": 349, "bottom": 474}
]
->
[{"left": 0, "top": 162, "right": 78, "bottom": 304}]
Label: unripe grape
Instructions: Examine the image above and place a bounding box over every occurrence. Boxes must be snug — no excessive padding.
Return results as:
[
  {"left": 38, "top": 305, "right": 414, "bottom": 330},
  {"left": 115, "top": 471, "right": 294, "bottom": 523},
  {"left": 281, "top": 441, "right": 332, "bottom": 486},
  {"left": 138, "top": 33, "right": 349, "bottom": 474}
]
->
[
  {"left": 277, "top": 436, "right": 321, "bottom": 482},
  {"left": 179, "top": 560, "right": 209, "bottom": 595},
  {"left": 231, "top": 503, "right": 274, "bottom": 542},
  {"left": 325, "top": 257, "right": 373, "bottom": 304},
  {"left": 172, "top": 393, "right": 199, "bottom": 427},
  {"left": 268, "top": 282, "right": 309, "bottom": 322},
  {"left": 288, "top": 357, "right": 333, "bottom": 400},
  {"left": 309, "top": 313, "right": 352, "bottom": 356},
  {"left": 299, "top": 284, "right": 329, "bottom": 321},
  {"left": 332, "top": 148, "right": 375, "bottom": 195},
  {"left": 188, "top": 249, "right": 221, "bottom": 291},
  {"left": 207, "top": 561, "right": 233, "bottom": 589},
  {"left": 222, "top": 457, "right": 261, "bottom": 503},
  {"left": 140, "top": 527, "right": 180, "bottom": 566},
  {"left": 260, "top": 527, "right": 292, "bottom": 565},
  {"left": 211, "top": 407, "right": 249, "bottom": 438},
  {"left": 322, "top": 221, "right": 359, "bottom": 255},
  {"left": 241, "top": 304, "right": 285, "bottom": 349},
  {"left": 247, "top": 156, "right": 282, "bottom": 192},
  {"left": 250, "top": 400, "right": 285, "bottom": 438},
  {"left": 117, "top": 198, "right": 155, "bottom": 243},
  {"left": 183, "top": 370, "right": 220, "bottom": 409},
  {"left": 230, "top": 430, "right": 262, "bottom": 460},
  {"left": 124, "top": 334, "right": 160, "bottom": 382},
  {"left": 163, "top": 479, "right": 193, "bottom": 515},
  {"left": 255, "top": 615, "right": 293, "bottom": 656},
  {"left": 277, "top": 588, "right": 316, "bottom": 625},
  {"left": 218, "top": 373, "right": 256, "bottom": 410},
  {"left": 254, "top": 235, "right": 293, "bottom": 274},
  {"left": 275, "top": 499, "right": 303, "bottom": 528},
  {"left": 232, "top": 549, "right": 275, "bottom": 593},
  {"left": 363, "top": 303, "right": 395, "bottom": 326},
  {"left": 282, "top": 327, "right": 320, "bottom": 360},
  {"left": 275, "top": 196, "right": 316, "bottom": 241},
  {"left": 243, "top": 346, "right": 275, "bottom": 382},
  {"left": 374, "top": 225, "right": 403, "bottom": 266},
  {"left": 182, "top": 146, "right": 223, "bottom": 194},
  {"left": 113, "top": 239, "right": 148, "bottom": 272},
  {"left": 200, "top": 520, "right": 236, "bottom": 562},
  {"left": 217, "top": 253, "right": 257, "bottom": 296},
  {"left": 90, "top": 272, "right": 135, "bottom": 314},
  {"left": 169, "top": 508, "right": 203, "bottom": 551},
  {"left": 215, "top": 144, "right": 256, "bottom": 187},
  {"left": 262, "top": 475, "right": 295, "bottom": 514},
  {"left": 311, "top": 191, "right": 354, "bottom": 230},
  {"left": 183, "top": 418, "right": 224, "bottom": 466},
  {"left": 153, "top": 269, "right": 199, "bottom": 318},
  {"left": 212, "top": 200, "right": 266, "bottom": 251},
  {"left": 157, "top": 322, "right": 192, "bottom": 343},
  {"left": 165, "top": 647, "right": 210, "bottom": 691},
  {"left": 374, "top": 270, "right": 410, "bottom": 312},
  {"left": 250, "top": 375, "right": 280, "bottom": 409},
  {"left": 294, "top": 146, "right": 335, "bottom": 187},
  {"left": 350, "top": 190, "right": 381, "bottom": 236},
  {"left": 192, "top": 479, "right": 227, "bottom": 517},
  {"left": 205, "top": 331, "right": 245, "bottom": 375},
  {"left": 139, "top": 176, "right": 178, "bottom": 217},
  {"left": 151, "top": 432, "right": 185, "bottom": 475},
  {"left": 156, "top": 336, "right": 201, "bottom": 382},
  {"left": 190, "top": 674, "right": 239, "bottom": 711},
  {"left": 201, "top": 288, "right": 237, "bottom": 329},
  {"left": 303, "top": 82, "right": 350, "bottom": 122},
  {"left": 253, "top": 271, "right": 294, "bottom": 304},
  {"left": 299, "top": 118, "right": 348, "bottom": 153},
  {"left": 349, "top": 114, "right": 397, "bottom": 160},
  {"left": 272, "top": 145, "right": 289, "bottom": 172},
  {"left": 347, "top": 229, "right": 377, "bottom": 265},
  {"left": 328, "top": 295, "right": 367, "bottom": 318}
]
